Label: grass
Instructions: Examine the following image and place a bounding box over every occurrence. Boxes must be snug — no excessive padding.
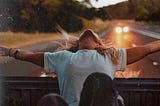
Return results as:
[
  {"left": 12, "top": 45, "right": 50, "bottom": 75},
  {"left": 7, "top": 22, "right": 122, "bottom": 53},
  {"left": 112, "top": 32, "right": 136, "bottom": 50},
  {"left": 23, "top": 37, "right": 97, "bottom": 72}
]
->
[
  {"left": 81, "top": 18, "right": 110, "bottom": 33},
  {"left": 0, "top": 18, "right": 110, "bottom": 48},
  {"left": 0, "top": 32, "right": 60, "bottom": 48}
]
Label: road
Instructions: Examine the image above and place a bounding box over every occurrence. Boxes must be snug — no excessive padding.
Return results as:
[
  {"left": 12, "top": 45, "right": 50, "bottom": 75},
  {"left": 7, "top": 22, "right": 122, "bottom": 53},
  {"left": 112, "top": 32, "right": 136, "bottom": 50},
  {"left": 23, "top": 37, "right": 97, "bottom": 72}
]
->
[
  {"left": 0, "top": 20, "right": 160, "bottom": 78},
  {"left": 103, "top": 20, "right": 160, "bottom": 78}
]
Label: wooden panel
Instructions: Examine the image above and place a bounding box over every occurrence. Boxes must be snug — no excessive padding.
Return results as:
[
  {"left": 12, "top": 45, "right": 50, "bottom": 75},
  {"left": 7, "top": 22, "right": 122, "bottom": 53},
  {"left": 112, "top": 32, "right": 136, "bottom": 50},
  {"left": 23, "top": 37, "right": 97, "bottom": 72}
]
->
[
  {"left": 0, "top": 77, "right": 59, "bottom": 106},
  {"left": 114, "top": 78, "right": 160, "bottom": 106},
  {"left": 0, "top": 77, "right": 160, "bottom": 106}
]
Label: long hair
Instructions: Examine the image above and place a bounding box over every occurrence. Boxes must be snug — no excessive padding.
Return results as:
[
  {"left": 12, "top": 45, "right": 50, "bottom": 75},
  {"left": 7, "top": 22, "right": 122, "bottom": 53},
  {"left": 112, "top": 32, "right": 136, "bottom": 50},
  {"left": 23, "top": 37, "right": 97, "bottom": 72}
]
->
[
  {"left": 95, "top": 46, "right": 120, "bottom": 64},
  {"left": 67, "top": 30, "right": 120, "bottom": 64},
  {"left": 79, "top": 72, "right": 117, "bottom": 106}
]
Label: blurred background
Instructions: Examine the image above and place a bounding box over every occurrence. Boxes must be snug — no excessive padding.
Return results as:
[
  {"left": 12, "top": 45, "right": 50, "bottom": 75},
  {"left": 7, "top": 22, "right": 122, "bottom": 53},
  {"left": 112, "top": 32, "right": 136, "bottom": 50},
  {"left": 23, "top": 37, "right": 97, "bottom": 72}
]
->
[{"left": 0, "top": 0, "right": 160, "bottom": 78}]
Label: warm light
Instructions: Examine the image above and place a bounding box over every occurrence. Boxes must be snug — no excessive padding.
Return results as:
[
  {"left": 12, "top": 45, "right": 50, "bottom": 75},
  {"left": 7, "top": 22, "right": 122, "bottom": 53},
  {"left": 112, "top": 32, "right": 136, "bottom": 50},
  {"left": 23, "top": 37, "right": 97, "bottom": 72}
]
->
[
  {"left": 115, "top": 27, "right": 122, "bottom": 33},
  {"left": 40, "top": 73, "right": 48, "bottom": 77},
  {"left": 131, "top": 43, "right": 137, "bottom": 47},
  {"left": 123, "top": 35, "right": 128, "bottom": 39},
  {"left": 123, "top": 26, "right": 129, "bottom": 32},
  {"left": 153, "top": 62, "right": 158, "bottom": 66}
]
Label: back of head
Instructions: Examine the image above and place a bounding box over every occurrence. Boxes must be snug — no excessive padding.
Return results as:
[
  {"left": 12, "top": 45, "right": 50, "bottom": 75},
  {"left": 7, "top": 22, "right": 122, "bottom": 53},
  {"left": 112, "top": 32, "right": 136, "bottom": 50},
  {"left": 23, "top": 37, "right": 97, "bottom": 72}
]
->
[
  {"left": 79, "top": 72, "right": 117, "bottom": 106},
  {"left": 37, "top": 93, "right": 68, "bottom": 106},
  {"left": 79, "top": 29, "right": 100, "bottom": 42},
  {"left": 67, "top": 29, "right": 119, "bottom": 64},
  {"left": 78, "top": 29, "right": 104, "bottom": 50}
]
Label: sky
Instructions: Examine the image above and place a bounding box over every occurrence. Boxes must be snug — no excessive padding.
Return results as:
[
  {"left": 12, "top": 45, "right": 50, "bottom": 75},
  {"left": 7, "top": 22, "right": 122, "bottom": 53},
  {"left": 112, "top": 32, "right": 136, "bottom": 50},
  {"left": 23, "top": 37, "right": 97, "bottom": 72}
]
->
[{"left": 77, "top": 0, "right": 128, "bottom": 8}]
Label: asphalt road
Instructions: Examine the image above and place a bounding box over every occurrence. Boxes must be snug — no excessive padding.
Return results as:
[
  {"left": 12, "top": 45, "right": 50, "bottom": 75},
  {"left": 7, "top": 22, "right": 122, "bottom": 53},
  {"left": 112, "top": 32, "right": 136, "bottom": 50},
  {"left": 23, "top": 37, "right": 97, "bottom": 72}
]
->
[
  {"left": 104, "top": 20, "right": 160, "bottom": 78},
  {"left": 0, "top": 20, "right": 160, "bottom": 78}
]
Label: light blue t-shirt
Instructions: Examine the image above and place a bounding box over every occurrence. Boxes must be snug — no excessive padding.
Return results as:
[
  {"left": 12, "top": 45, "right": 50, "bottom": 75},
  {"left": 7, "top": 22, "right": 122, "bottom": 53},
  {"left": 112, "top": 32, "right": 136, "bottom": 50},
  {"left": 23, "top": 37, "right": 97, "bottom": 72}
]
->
[{"left": 44, "top": 49, "right": 126, "bottom": 106}]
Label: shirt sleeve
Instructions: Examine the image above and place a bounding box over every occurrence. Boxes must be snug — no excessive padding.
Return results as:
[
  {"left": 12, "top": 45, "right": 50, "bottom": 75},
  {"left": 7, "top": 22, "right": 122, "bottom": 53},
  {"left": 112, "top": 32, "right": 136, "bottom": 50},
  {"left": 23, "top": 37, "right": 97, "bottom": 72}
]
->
[
  {"left": 115, "top": 48, "right": 127, "bottom": 71},
  {"left": 44, "top": 51, "right": 64, "bottom": 73}
]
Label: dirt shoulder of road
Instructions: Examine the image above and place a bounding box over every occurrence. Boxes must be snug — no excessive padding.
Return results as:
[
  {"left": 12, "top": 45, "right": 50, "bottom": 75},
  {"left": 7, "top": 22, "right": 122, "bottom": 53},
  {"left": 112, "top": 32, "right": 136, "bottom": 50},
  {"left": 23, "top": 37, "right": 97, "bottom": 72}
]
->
[
  {"left": 0, "top": 32, "right": 61, "bottom": 48},
  {"left": 0, "top": 19, "right": 110, "bottom": 48}
]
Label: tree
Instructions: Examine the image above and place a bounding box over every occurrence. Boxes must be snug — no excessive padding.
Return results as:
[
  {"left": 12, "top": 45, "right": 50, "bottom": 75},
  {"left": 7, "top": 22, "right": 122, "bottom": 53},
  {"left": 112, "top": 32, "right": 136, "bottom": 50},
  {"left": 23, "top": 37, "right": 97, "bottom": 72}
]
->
[
  {"left": 135, "top": 0, "right": 160, "bottom": 22},
  {"left": 0, "top": 0, "right": 108, "bottom": 32}
]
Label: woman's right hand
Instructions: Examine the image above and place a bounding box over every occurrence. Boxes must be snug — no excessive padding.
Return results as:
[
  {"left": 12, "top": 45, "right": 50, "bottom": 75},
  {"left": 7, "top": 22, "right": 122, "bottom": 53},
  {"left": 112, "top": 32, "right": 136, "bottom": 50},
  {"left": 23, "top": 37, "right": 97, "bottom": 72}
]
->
[{"left": 0, "top": 46, "right": 10, "bottom": 56}]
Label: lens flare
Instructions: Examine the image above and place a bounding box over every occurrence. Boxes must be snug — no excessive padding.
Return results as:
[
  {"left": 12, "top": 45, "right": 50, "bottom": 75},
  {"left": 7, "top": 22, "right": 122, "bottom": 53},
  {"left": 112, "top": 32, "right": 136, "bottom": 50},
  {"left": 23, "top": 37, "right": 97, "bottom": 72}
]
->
[
  {"left": 123, "top": 26, "right": 129, "bottom": 32},
  {"left": 115, "top": 27, "right": 122, "bottom": 33}
]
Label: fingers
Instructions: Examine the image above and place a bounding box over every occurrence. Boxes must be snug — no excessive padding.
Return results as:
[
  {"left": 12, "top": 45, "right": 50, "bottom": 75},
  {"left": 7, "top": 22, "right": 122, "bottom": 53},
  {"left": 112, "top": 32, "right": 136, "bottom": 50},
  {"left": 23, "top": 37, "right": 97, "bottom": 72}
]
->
[
  {"left": 0, "top": 51, "right": 6, "bottom": 56},
  {"left": 0, "top": 49, "right": 6, "bottom": 56}
]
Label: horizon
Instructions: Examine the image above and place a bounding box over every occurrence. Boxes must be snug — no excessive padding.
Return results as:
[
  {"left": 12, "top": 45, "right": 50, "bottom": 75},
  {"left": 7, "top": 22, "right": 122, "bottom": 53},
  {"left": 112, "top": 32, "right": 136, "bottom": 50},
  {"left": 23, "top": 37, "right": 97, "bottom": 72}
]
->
[{"left": 77, "top": 0, "right": 128, "bottom": 8}]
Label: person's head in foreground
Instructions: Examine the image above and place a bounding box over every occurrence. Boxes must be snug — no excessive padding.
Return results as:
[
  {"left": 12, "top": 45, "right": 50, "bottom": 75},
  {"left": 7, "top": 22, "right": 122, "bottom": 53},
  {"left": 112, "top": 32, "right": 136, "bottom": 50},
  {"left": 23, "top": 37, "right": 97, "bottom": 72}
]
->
[
  {"left": 37, "top": 93, "right": 68, "bottom": 106},
  {"left": 68, "top": 29, "right": 119, "bottom": 64},
  {"left": 79, "top": 72, "right": 118, "bottom": 106}
]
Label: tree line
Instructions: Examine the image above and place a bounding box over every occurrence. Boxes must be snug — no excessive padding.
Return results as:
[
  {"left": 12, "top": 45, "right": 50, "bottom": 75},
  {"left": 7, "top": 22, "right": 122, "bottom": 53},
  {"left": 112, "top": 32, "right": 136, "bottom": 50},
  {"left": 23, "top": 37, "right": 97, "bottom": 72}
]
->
[
  {"left": 0, "top": 0, "right": 108, "bottom": 32},
  {"left": 134, "top": 0, "right": 160, "bottom": 22},
  {"left": 104, "top": 0, "right": 160, "bottom": 22},
  {"left": 0, "top": 0, "right": 159, "bottom": 32}
]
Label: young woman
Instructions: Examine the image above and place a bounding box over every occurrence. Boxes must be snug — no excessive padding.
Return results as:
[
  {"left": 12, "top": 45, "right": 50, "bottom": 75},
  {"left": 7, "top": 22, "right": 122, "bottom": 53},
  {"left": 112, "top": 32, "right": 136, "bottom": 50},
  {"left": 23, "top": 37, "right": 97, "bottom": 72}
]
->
[{"left": 0, "top": 29, "right": 160, "bottom": 106}]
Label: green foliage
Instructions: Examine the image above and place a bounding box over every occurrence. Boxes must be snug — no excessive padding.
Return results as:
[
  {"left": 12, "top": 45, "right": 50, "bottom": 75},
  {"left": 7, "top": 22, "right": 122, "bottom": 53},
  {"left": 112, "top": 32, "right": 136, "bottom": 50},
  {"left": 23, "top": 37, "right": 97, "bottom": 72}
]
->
[
  {"left": 83, "top": 8, "right": 96, "bottom": 20},
  {"left": 42, "top": 0, "right": 62, "bottom": 14},
  {"left": 59, "top": 15, "right": 83, "bottom": 32},
  {"left": 95, "top": 8, "right": 109, "bottom": 20},
  {"left": 135, "top": 7, "right": 149, "bottom": 21},
  {"left": 104, "top": 1, "right": 131, "bottom": 19},
  {"left": 0, "top": 0, "right": 109, "bottom": 32},
  {"left": 135, "top": 0, "right": 160, "bottom": 22},
  {"left": 103, "top": 0, "right": 160, "bottom": 22}
]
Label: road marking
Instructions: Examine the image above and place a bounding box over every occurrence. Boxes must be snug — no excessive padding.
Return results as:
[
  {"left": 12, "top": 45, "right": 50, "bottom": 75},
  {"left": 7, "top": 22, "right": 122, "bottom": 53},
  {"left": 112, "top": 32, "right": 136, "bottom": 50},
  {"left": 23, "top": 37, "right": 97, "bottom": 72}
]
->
[
  {"left": 130, "top": 28, "right": 160, "bottom": 39},
  {"left": 131, "top": 43, "right": 137, "bottom": 47}
]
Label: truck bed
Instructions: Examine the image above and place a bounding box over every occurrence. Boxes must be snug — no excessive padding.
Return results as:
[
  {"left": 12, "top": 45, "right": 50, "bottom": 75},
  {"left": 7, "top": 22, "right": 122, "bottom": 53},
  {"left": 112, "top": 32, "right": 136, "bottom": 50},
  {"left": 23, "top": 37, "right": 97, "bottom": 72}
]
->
[{"left": 0, "top": 77, "right": 160, "bottom": 106}]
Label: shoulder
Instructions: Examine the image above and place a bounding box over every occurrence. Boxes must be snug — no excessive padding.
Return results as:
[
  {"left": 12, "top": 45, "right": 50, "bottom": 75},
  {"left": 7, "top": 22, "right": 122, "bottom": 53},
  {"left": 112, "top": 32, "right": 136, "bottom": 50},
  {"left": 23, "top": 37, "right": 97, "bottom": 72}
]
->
[
  {"left": 44, "top": 50, "right": 72, "bottom": 58},
  {"left": 116, "top": 48, "right": 126, "bottom": 54},
  {"left": 105, "top": 47, "right": 126, "bottom": 55},
  {"left": 45, "top": 50, "right": 72, "bottom": 55}
]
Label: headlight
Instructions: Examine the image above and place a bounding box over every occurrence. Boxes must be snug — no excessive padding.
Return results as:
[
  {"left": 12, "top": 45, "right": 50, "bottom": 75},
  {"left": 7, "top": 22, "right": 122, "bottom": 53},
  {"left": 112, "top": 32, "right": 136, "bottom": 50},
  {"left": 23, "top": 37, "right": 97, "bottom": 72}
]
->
[
  {"left": 115, "top": 27, "right": 122, "bottom": 33},
  {"left": 123, "top": 26, "right": 129, "bottom": 32}
]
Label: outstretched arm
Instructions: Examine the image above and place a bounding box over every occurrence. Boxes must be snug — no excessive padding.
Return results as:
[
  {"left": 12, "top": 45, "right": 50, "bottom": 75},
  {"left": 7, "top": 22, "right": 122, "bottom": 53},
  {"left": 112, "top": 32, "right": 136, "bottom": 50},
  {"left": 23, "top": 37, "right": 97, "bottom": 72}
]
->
[
  {"left": 0, "top": 47, "right": 44, "bottom": 67},
  {"left": 126, "top": 40, "right": 160, "bottom": 65}
]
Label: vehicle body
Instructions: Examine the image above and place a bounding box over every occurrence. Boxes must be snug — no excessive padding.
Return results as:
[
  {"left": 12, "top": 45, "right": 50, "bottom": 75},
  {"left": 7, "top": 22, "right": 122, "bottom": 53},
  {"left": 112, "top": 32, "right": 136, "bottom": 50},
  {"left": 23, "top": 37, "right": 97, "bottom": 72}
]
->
[{"left": 1, "top": 77, "right": 160, "bottom": 106}]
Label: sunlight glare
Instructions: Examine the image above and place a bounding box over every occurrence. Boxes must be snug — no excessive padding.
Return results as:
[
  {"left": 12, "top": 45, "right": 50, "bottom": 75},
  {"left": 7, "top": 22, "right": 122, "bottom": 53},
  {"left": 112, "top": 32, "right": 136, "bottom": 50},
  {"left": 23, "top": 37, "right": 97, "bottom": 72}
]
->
[
  {"left": 131, "top": 43, "right": 137, "bottom": 47},
  {"left": 123, "top": 26, "right": 129, "bottom": 32},
  {"left": 115, "top": 27, "right": 122, "bottom": 33},
  {"left": 124, "top": 35, "right": 128, "bottom": 39}
]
